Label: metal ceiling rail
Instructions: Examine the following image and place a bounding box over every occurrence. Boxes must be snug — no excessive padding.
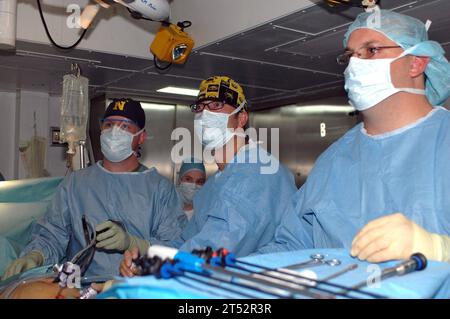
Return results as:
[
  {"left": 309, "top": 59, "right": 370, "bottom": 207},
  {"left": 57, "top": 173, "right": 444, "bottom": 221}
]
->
[
  {"left": 15, "top": 50, "right": 101, "bottom": 65},
  {"left": 251, "top": 80, "right": 345, "bottom": 104},
  {"left": 198, "top": 51, "right": 343, "bottom": 77},
  {"left": 100, "top": 65, "right": 156, "bottom": 87}
]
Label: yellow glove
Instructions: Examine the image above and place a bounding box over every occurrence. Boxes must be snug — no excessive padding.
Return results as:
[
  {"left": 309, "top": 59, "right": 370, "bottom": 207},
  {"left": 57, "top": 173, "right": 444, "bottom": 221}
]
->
[
  {"left": 2, "top": 251, "right": 44, "bottom": 280},
  {"left": 351, "top": 213, "right": 450, "bottom": 263},
  {"left": 96, "top": 220, "right": 149, "bottom": 254}
]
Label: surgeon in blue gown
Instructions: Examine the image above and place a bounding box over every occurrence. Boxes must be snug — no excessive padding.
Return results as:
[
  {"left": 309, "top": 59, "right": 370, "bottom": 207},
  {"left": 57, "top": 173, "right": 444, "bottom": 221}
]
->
[
  {"left": 258, "top": 10, "right": 450, "bottom": 263},
  {"left": 119, "top": 76, "right": 297, "bottom": 277},
  {"left": 2, "top": 99, "right": 185, "bottom": 280}
]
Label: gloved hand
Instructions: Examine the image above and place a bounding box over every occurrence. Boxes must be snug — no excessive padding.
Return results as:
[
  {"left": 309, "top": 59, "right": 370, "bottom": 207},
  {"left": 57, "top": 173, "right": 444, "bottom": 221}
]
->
[
  {"left": 2, "top": 251, "right": 44, "bottom": 280},
  {"left": 119, "top": 246, "right": 140, "bottom": 277},
  {"left": 95, "top": 220, "right": 150, "bottom": 254},
  {"left": 351, "top": 213, "right": 450, "bottom": 263}
]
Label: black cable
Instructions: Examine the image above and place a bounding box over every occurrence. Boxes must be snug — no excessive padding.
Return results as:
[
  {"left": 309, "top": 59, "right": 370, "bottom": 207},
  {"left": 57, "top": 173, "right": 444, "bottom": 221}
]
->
[
  {"left": 36, "top": 0, "right": 88, "bottom": 50},
  {"left": 177, "top": 21, "right": 192, "bottom": 31},
  {"left": 126, "top": 7, "right": 156, "bottom": 22},
  {"left": 153, "top": 56, "right": 173, "bottom": 71},
  {"left": 123, "top": 7, "right": 173, "bottom": 70},
  {"left": 333, "top": 0, "right": 381, "bottom": 8}
]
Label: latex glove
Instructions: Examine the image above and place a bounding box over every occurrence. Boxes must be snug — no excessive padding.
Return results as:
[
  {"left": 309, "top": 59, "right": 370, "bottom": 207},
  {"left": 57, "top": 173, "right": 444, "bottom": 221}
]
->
[
  {"left": 2, "top": 251, "right": 44, "bottom": 280},
  {"left": 119, "top": 246, "right": 140, "bottom": 277},
  {"left": 91, "top": 280, "right": 115, "bottom": 293},
  {"left": 95, "top": 220, "right": 150, "bottom": 254},
  {"left": 351, "top": 213, "right": 449, "bottom": 263}
]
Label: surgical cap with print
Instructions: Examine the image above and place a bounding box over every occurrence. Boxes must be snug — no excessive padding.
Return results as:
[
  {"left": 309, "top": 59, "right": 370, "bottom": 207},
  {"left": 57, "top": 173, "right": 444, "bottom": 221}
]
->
[{"left": 343, "top": 9, "right": 450, "bottom": 106}]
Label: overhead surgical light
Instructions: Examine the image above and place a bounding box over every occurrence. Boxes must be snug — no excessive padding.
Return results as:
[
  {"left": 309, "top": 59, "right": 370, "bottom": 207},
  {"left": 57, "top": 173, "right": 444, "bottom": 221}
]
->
[
  {"left": 79, "top": 0, "right": 195, "bottom": 70},
  {"left": 150, "top": 21, "right": 195, "bottom": 70}
]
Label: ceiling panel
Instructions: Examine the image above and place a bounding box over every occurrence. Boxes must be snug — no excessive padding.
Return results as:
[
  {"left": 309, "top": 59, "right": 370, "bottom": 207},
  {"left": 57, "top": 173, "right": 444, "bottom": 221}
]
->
[
  {"left": 199, "top": 24, "right": 308, "bottom": 57},
  {"left": 273, "top": 5, "right": 361, "bottom": 35},
  {"left": 275, "top": 0, "right": 418, "bottom": 34},
  {"left": 278, "top": 29, "right": 347, "bottom": 56}
]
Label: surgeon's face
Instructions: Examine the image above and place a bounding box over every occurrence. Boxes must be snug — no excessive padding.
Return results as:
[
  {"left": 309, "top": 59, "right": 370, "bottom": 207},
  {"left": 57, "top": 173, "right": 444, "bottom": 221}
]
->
[
  {"left": 180, "top": 170, "right": 206, "bottom": 186},
  {"left": 346, "top": 28, "right": 414, "bottom": 89},
  {"left": 101, "top": 115, "right": 146, "bottom": 150}
]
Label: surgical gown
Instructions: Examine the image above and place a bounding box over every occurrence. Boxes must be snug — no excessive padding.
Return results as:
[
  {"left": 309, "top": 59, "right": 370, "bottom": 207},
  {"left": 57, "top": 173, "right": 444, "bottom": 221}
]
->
[
  {"left": 258, "top": 107, "right": 450, "bottom": 253},
  {"left": 20, "top": 162, "right": 185, "bottom": 277},
  {"left": 169, "top": 143, "right": 297, "bottom": 257}
]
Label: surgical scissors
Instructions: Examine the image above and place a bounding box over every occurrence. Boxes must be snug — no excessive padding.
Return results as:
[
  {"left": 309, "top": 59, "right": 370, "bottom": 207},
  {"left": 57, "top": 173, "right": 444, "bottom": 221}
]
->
[{"left": 284, "top": 254, "right": 342, "bottom": 270}]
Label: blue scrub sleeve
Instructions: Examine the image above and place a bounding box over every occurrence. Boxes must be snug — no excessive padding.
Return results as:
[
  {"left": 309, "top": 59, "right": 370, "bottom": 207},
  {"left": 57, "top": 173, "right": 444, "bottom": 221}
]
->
[{"left": 20, "top": 180, "right": 72, "bottom": 266}]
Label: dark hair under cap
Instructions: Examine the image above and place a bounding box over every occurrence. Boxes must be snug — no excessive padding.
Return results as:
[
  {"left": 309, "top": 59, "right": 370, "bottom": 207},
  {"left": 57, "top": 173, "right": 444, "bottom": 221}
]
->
[{"left": 104, "top": 98, "right": 146, "bottom": 129}]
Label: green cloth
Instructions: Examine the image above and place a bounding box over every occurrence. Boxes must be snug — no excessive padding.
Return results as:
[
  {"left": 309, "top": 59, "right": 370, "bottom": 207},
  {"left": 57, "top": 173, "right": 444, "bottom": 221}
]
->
[
  {"left": 0, "top": 177, "right": 63, "bottom": 203},
  {"left": 0, "top": 177, "right": 63, "bottom": 277}
]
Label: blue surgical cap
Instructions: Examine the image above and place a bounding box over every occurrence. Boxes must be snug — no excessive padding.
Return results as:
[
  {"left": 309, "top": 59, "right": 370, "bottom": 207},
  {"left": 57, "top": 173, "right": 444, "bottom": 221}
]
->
[
  {"left": 344, "top": 9, "right": 450, "bottom": 106},
  {"left": 179, "top": 158, "right": 206, "bottom": 179}
]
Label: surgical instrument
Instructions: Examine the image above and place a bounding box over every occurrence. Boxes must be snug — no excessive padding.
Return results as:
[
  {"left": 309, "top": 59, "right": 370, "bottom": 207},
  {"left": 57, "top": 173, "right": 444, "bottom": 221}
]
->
[
  {"left": 215, "top": 251, "right": 386, "bottom": 299},
  {"left": 320, "top": 264, "right": 359, "bottom": 282},
  {"left": 284, "top": 254, "right": 342, "bottom": 270},
  {"left": 347, "top": 253, "right": 427, "bottom": 292},
  {"left": 198, "top": 248, "right": 359, "bottom": 299},
  {"left": 54, "top": 215, "right": 97, "bottom": 287},
  {"left": 145, "top": 247, "right": 335, "bottom": 299},
  {"left": 134, "top": 254, "right": 301, "bottom": 298},
  {"left": 149, "top": 246, "right": 385, "bottom": 299}
]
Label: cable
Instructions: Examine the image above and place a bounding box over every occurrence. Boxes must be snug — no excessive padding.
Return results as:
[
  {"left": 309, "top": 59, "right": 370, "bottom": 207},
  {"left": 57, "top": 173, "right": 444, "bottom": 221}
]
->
[
  {"left": 36, "top": 0, "right": 88, "bottom": 50},
  {"left": 153, "top": 56, "right": 173, "bottom": 71},
  {"left": 326, "top": 0, "right": 381, "bottom": 8},
  {"left": 177, "top": 21, "right": 192, "bottom": 31},
  {"left": 126, "top": 8, "right": 157, "bottom": 22}
]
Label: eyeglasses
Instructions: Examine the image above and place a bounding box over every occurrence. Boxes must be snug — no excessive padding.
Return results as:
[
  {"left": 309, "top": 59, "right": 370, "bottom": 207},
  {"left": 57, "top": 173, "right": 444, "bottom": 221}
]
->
[
  {"left": 336, "top": 45, "right": 402, "bottom": 65},
  {"left": 100, "top": 118, "right": 138, "bottom": 132},
  {"left": 190, "top": 100, "right": 226, "bottom": 113}
]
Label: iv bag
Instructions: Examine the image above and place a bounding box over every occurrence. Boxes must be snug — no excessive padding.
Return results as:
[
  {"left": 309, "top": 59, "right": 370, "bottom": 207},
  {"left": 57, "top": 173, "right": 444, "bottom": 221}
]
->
[{"left": 60, "top": 74, "right": 89, "bottom": 154}]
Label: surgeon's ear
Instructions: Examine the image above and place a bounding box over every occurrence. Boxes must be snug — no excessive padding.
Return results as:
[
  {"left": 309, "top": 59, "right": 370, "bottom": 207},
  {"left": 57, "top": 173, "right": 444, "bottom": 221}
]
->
[
  {"left": 138, "top": 130, "right": 147, "bottom": 145},
  {"left": 409, "top": 56, "right": 430, "bottom": 78},
  {"left": 237, "top": 111, "right": 249, "bottom": 129}
]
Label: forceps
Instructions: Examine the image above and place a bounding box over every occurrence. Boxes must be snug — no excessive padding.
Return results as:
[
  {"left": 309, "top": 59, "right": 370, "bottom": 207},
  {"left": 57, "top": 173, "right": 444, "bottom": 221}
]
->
[{"left": 284, "top": 254, "right": 342, "bottom": 270}]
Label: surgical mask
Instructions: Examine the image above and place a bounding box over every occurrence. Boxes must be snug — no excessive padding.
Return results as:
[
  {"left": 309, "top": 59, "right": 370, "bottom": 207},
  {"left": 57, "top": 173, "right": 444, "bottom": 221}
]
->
[
  {"left": 194, "top": 102, "right": 245, "bottom": 150},
  {"left": 344, "top": 49, "right": 426, "bottom": 111},
  {"left": 177, "top": 182, "right": 202, "bottom": 204},
  {"left": 100, "top": 126, "right": 144, "bottom": 162}
]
